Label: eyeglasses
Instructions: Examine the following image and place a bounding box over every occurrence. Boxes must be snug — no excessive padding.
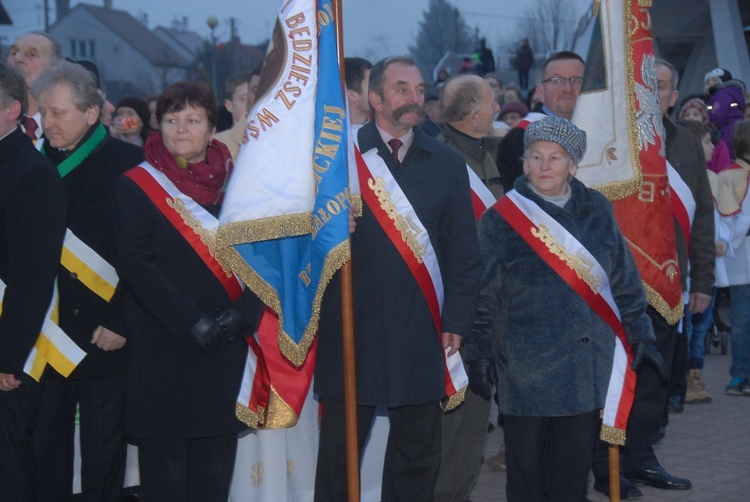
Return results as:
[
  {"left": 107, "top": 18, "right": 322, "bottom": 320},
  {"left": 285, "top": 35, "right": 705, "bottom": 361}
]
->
[{"left": 542, "top": 77, "right": 584, "bottom": 88}]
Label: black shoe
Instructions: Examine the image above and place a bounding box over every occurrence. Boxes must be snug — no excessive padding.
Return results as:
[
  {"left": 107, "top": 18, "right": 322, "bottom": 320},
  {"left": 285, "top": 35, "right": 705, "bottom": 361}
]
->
[
  {"left": 627, "top": 465, "right": 692, "bottom": 490},
  {"left": 593, "top": 475, "right": 643, "bottom": 499},
  {"left": 668, "top": 395, "right": 684, "bottom": 413}
]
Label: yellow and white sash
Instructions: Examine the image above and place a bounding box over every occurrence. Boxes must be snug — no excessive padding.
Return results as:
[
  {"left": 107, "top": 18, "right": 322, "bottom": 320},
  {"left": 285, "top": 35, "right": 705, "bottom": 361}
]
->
[
  {"left": 354, "top": 138, "right": 467, "bottom": 409},
  {"left": 61, "top": 230, "right": 119, "bottom": 302},
  {"left": 22, "top": 229, "right": 117, "bottom": 380},
  {"left": 0, "top": 279, "right": 86, "bottom": 381}
]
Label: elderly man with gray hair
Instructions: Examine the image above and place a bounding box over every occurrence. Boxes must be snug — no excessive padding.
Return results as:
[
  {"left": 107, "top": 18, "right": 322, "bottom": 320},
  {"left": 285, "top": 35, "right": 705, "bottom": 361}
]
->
[
  {"left": 6, "top": 31, "right": 62, "bottom": 140},
  {"left": 433, "top": 73, "right": 502, "bottom": 502},
  {"left": 32, "top": 60, "right": 143, "bottom": 501}
]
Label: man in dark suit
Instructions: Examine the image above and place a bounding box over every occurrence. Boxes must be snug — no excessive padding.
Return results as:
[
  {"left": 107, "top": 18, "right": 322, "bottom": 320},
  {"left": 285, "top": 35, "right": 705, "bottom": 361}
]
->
[
  {"left": 32, "top": 60, "right": 144, "bottom": 501},
  {"left": 0, "top": 63, "right": 67, "bottom": 501},
  {"left": 314, "top": 56, "right": 482, "bottom": 501}
]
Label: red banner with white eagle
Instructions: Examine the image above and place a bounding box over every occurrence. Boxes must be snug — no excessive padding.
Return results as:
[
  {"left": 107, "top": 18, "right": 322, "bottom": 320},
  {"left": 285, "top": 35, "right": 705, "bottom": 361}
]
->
[{"left": 574, "top": 0, "right": 683, "bottom": 325}]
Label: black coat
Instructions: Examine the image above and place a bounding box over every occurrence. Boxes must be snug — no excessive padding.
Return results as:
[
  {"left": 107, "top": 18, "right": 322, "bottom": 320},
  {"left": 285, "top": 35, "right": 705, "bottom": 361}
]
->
[
  {"left": 495, "top": 103, "right": 546, "bottom": 193},
  {"left": 0, "top": 128, "right": 67, "bottom": 375},
  {"left": 43, "top": 127, "right": 144, "bottom": 380},
  {"left": 112, "top": 170, "right": 264, "bottom": 439},
  {"left": 315, "top": 121, "right": 482, "bottom": 407}
]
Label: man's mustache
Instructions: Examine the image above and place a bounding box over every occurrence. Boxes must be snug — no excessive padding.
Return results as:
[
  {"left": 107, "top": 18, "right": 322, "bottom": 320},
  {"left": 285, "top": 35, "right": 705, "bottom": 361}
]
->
[{"left": 393, "top": 104, "right": 426, "bottom": 121}]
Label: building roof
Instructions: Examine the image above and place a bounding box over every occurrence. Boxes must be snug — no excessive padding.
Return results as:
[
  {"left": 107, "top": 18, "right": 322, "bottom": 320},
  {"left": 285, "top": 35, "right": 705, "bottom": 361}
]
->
[
  {"left": 59, "top": 3, "right": 189, "bottom": 67},
  {"left": 153, "top": 26, "right": 204, "bottom": 60},
  {"left": 0, "top": 2, "right": 12, "bottom": 25}
]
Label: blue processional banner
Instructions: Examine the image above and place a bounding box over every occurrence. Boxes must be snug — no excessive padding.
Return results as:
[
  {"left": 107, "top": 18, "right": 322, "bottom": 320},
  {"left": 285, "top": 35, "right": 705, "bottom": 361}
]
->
[{"left": 217, "top": 0, "right": 350, "bottom": 368}]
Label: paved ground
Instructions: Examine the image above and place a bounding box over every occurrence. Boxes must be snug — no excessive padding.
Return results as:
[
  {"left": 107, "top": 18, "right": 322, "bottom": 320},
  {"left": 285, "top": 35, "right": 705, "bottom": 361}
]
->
[{"left": 470, "top": 345, "right": 750, "bottom": 501}]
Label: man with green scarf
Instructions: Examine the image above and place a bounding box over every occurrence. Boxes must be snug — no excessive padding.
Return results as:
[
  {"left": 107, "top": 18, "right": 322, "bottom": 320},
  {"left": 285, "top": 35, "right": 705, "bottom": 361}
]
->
[{"left": 32, "top": 60, "right": 143, "bottom": 502}]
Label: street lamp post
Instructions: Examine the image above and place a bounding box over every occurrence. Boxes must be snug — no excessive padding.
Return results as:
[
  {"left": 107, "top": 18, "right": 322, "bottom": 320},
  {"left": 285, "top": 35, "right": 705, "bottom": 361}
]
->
[{"left": 206, "top": 16, "right": 218, "bottom": 93}]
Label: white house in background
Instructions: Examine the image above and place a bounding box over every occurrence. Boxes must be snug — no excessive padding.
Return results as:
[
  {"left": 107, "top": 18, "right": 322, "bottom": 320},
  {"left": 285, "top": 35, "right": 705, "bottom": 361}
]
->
[
  {"left": 572, "top": 0, "right": 750, "bottom": 99},
  {"left": 49, "top": 3, "right": 190, "bottom": 100}
]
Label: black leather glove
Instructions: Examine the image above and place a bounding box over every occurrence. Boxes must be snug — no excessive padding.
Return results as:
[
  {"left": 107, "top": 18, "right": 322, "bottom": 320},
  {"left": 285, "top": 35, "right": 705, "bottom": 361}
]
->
[
  {"left": 215, "top": 308, "right": 245, "bottom": 342},
  {"left": 631, "top": 342, "right": 668, "bottom": 382},
  {"left": 467, "top": 358, "right": 497, "bottom": 401},
  {"left": 189, "top": 315, "right": 230, "bottom": 353}
]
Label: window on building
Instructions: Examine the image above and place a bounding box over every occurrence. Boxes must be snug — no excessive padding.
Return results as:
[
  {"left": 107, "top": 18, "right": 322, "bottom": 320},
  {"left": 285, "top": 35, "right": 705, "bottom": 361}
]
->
[{"left": 69, "top": 39, "right": 95, "bottom": 59}]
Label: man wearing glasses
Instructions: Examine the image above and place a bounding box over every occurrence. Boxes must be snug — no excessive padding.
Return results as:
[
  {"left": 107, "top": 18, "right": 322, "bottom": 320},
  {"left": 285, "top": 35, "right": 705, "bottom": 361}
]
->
[{"left": 495, "top": 51, "right": 585, "bottom": 192}]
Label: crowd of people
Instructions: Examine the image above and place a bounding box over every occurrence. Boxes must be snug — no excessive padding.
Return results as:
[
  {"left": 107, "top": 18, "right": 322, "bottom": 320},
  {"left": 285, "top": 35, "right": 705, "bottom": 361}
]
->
[{"left": 0, "top": 27, "right": 749, "bottom": 502}]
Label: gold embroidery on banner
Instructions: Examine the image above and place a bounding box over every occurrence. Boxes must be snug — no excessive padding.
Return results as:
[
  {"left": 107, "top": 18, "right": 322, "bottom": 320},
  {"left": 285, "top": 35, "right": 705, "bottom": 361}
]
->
[
  {"left": 638, "top": 181, "right": 655, "bottom": 203},
  {"left": 623, "top": 236, "right": 679, "bottom": 283},
  {"left": 216, "top": 221, "right": 351, "bottom": 368},
  {"left": 251, "top": 462, "right": 264, "bottom": 487},
  {"left": 218, "top": 213, "right": 311, "bottom": 245},
  {"left": 368, "top": 177, "right": 426, "bottom": 262},
  {"left": 639, "top": 8, "right": 651, "bottom": 31},
  {"left": 644, "top": 283, "right": 684, "bottom": 325},
  {"left": 600, "top": 423, "right": 626, "bottom": 446},
  {"left": 593, "top": 0, "right": 600, "bottom": 17},
  {"left": 590, "top": 0, "right": 644, "bottom": 202},
  {"left": 235, "top": 401, "right": 265, "bottom": 428},
  {"left": 531, "top": 224, "right": 602, "bottom": 294},
  {"left": 349, "top": 194, "right": 363, "bottom": 217},
  {"left": 166, "top": 197, "right": 234, "bottom": 277},
  {"left": 638, "top": 0, "right": 652, "bottom": 7},
  {"left": 606, "top": 148, "right": 618, "bottom": 163},
  {"left": 264, "top": 386, "right": 299, "bottom": 429}
]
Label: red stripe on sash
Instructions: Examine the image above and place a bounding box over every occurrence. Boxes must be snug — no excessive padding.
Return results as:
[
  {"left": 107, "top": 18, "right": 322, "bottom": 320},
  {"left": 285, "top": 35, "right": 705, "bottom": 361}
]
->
[
  {"left": 494, "top": 196, "right": 636, "bottom": 431},
  {"left": 471, "top": 191, "right": 488, "bottom": 220},
  {"left": 516, "top": 119, "right": 532, "bottom": 130},
  {"left": 124, "top": 166, "right": 242, "bottom": 301}
]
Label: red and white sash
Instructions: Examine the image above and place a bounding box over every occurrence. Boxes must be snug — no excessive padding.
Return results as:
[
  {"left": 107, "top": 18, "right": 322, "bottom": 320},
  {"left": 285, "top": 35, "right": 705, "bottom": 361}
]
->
[
  {"left": 515, "top": 111, "right": 547, "bottom": 131},
  {"left": 467, "top": 165, "right": 496, "bottom": 220},
  {"left": 123, "top": 163, "right": 243, "bottom": 301},
  {"left": 667, "top": 162, "right": 696, "bottom": 251},
  {"left": 354, "top": 140, "right": 467, "bottom": 409},
  {"left": 494, "top": 190, "right": 636, "bottom": 445}
]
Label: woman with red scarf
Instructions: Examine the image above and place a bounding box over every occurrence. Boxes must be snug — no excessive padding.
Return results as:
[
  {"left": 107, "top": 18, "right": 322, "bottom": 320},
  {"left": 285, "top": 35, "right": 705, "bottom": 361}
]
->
[{"left": 112, "top": 81, "right": 264, "bottom": 501}]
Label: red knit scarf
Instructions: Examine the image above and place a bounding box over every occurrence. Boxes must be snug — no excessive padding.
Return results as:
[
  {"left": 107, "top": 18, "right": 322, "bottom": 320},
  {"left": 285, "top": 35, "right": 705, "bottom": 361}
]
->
[{"left": 144, "top": 131, "right": 233, "bottom": 205}]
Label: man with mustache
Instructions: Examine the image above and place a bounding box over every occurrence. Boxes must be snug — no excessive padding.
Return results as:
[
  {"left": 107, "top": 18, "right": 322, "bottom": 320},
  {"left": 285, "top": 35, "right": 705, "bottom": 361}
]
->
[{"left": 314, "top": 56, "right": 482, "bottom": 501}]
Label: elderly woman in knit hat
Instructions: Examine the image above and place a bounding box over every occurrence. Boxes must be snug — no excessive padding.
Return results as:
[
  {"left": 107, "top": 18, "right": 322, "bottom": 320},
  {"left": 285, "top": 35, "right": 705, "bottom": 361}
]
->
[{"left": 468, "top": 116, "right": 664, "bottom": 502}]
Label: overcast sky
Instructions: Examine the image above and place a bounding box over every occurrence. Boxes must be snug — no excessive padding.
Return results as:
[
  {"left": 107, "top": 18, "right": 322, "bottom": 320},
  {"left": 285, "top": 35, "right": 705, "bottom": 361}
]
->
[{"left": 2, "top": 0, "right": 591, "bottom": 63}]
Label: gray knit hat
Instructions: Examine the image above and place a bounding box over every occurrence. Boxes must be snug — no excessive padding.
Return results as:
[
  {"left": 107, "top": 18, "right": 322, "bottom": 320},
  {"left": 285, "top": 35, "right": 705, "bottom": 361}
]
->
[{"left": 524, "top": 116, "right": 587, "bottom": 164}]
